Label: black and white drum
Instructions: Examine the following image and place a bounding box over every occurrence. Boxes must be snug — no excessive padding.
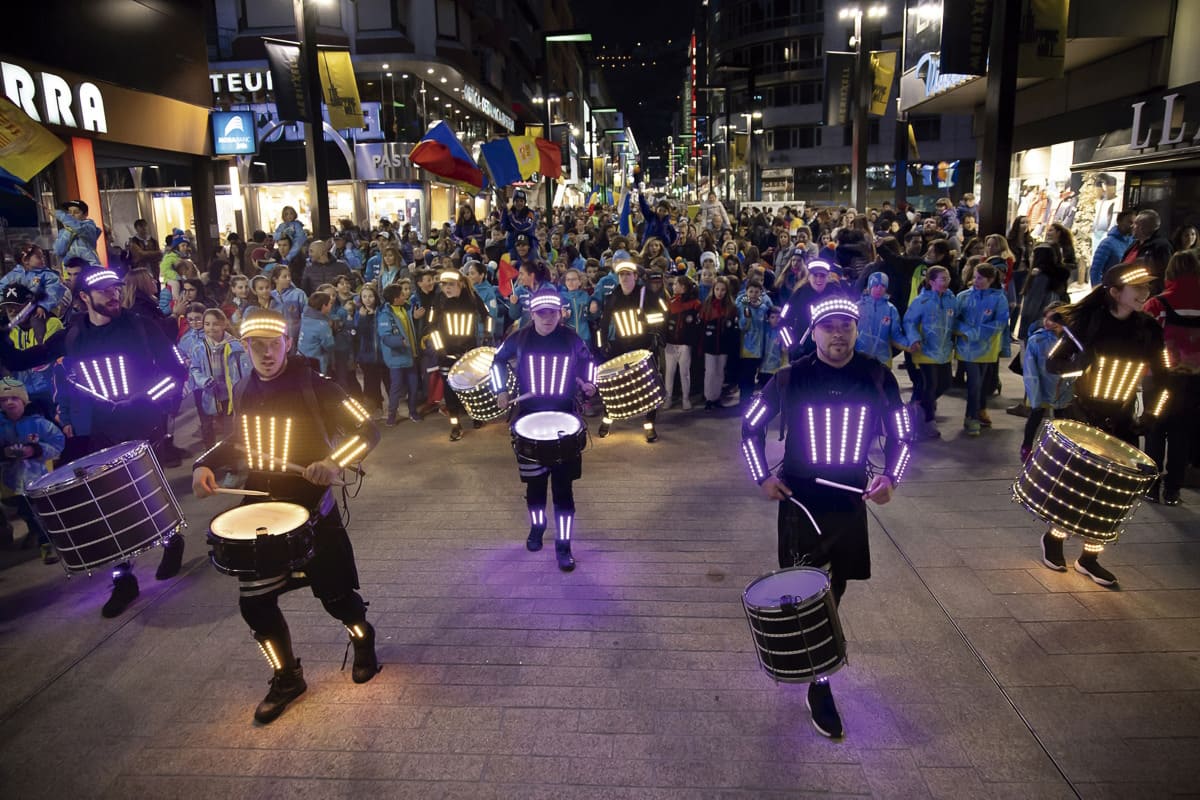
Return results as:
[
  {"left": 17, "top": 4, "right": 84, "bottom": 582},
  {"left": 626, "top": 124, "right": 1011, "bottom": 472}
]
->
[
  {"left": 25, "top": 441, "right": 184, "bottom": 575},
  {"left": 595, "top": 349, "right": 664, "bottom": 420},
  {"left": 742, "top": 567, "right": 847, "bottom": 683},
  {"left": 207, "top": 502, "right": 315, "bottom": 578},
  {"left": 448, "top": 346, "right": 514, "bottom": 422},
  {"left": 511, "top": 411, "right": 587, "bottom": 466},
  {"left": 1013, "top": 419, "right": 1157, "bottom": 544}
]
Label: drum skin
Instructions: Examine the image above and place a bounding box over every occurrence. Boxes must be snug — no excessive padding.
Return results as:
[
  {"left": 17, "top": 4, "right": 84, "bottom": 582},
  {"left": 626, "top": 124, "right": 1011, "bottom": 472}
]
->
[
  {"left": 595, "top": 349, "right": 664, "bottom": 420},
  {"left": 742, "top": 567, "right": 847, "bottom": 683},
  {"left": 207, "top": 502, "right": 315, "bottom": 578},
  {"left": 511, "top": 412, "right": 587, "bottom": 466},
  {"left": 26, "top": 441, "right": 184, "bottom": 574},
  {"left": 1013, "top": 420, "right": 1157, "bottom": 544},
  {"left": 448, "top": 346, "right": 515, "bottom": 422}
]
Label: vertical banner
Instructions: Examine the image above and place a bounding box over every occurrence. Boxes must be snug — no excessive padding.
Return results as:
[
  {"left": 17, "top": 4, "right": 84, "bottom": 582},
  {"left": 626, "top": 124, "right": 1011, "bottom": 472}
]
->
[
  {"left": 940, "top": 0, "right": 994, "bottom": 75},
  {"left": 263, "top": 39, "right": 306, "bottom": 121},
  {"left": 317, "top": 49, "right": 363, "bottom": 129},
  {"left": 823, "top": 52, "right": 856, "bottom": 126},
  {"left": 0, "top": 98, "right": 67, "bottom": 183},
  {"left": 525, "top": 124, "right": 545, "bottom": 139},
  {"left": 869, "top": 51, "right": 897, "bottom": 116},
  {"left": 1018, "top": 0, "right": 1069, "bottom": 78}
]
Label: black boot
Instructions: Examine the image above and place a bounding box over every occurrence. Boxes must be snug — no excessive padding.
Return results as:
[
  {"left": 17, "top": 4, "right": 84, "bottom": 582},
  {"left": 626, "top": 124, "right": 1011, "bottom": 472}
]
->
[
  {"left": 101, "top": 570, "right": 140, "bottom": 618},
  {"left": 1040, "top": 530, "right": 1067, "bottom": 572},
  {"left": 449, "top": 419, "right": 464, "bottom": 441},
  {"left": 345, "top": 621, "right": 381, "bottom": 684},
  {"left": 527, "top": 507, "right": 546, "bottom": 552},
  {"left": 555, "top": 540, "right": 575, "bottom": 572},
  {"left": 253, "top": 632, "right": 306, "bottom": 724},
  {"left": 806, "top": 681, "right": 844, "bottom": 739},
  {"left": 596, "top": 419, "right": 611, "bottom": 438},
  {"left": 155, "top": 533, "right": 185, "bottom": 580},
  {"left": 1144, "top": 480, "right": 1161, "bottom": 504}
]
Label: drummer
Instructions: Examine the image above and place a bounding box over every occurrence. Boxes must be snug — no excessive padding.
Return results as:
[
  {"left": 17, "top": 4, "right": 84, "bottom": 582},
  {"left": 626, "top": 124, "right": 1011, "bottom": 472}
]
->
[
  {"left": 428, "top": 270, "right": 488, "bottom": 441},
  {"left": 492, "top": 286, "right": 597, "bottom": 571},
  {"left": 596, "top": 260, "right": 666, "bottom": 441},
  {"left": 191, "top": 308, "right": 382, "bottom": 724},
  {"left": 1042, "top": 262, "right": 1171, "bottom": 586},
  {"left": 740, "top": 296, "right": 912, "bottom": 739}
]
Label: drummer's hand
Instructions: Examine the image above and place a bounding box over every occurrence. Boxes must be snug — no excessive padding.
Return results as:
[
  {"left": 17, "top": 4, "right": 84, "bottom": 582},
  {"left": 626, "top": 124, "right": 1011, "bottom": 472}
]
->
[
  {"left": 576, "top": 378, "right": 596, "bottom": 397},
  {"left": 496, "top": 391, "right": 510, "bottom": 408},
  {"left": 760, "top": 475, "right": 792, "bottom": 502},
  {"left": 303, "top": 458, "right": 341, "bottom": 486},
  {"left": 864, "top": 475, "right": 894, "bottom": 505},
  {"left": 192, "top": 467, "right": 218, "bottom": 498}
]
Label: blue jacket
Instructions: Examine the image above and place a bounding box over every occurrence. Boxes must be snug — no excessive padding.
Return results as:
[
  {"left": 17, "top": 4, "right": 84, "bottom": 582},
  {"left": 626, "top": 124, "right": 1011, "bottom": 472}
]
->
[
  {"left": 273, "top": 286, "right": 308, "bottom": 346},
  {"left": 560, "top": 287, "right": 592, "bottom": 342},
  {"left": 354, "top": 308, "right": 383, "bottom": 365},
  {"left": 188, "top": 336, "right": 251, "bottom": 416},
  {"left": 474, "top": 281, "right": 505, "bottom": 338},
  {"left": 501, "top": 207, "right": 538, "bottom": 255},
  {"left": 903, "top": 288, "right": 957, "bottom": 365},
  {"left": 377, "top": 304, "right": 417, "bottom": 368},
  {"left": 178, "top": 328, "right": 204, "bottom": 389},
  {"left": 760, "top": 326, "right": 788, "bottom": 375},
  {"left": 452, "top": 220, "right": 484, "bottom": 245},
  {"left": 856, "top": 295, "right": 905, "bottom": 366},
  {"left": 953, "top": 287, "right": 1010, "bottom": 363},
  {"left": 638, "top": 193, "right": 678, "bottom": 247},
  {"left": 329, "top": 300, "right": 354, "bottom": 356},
  {"left": 736, "top": 295, "right": 773, "bottom": 358},
  {"left": 274, "top": 219, "right": 308, "bottom": 253},
  {"left": 52, "top": 210, "right": 101, "bottom": 265},
  {"left": 0, "top": 267, "right": 65, "bottom": 313},
  {"left": 364, "top": 253, "right": 383, "bottom": 283},
  {"left": 0, "top": 412, "right": 64, "bottom": 496},
  {"left": 1023, "top": 327, "right": 1074, "bottom": 409},
  {"left": 1090, "top": 225, "right": 1134, "bottom": 286},
  {"left": 298, "top": 307, "right": 334, "bottom": 374}
]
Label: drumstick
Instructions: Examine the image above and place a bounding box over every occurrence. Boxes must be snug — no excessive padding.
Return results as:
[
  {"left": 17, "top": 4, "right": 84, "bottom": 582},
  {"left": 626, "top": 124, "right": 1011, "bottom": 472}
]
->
[
  {"left": 786, "top": 495, "right": 824, "bottom": 537},
  {"left": 214, "top": 487, "right": 271, "bottom": 497},
  {"left": 502, "top": 392, "right": 535, "bottom": 408},
  {"left": 815, "top": 478, "right": 867, "bottom": 495},
  {"left": 239, "top": 449, "right": 349, "bottom": 487}
]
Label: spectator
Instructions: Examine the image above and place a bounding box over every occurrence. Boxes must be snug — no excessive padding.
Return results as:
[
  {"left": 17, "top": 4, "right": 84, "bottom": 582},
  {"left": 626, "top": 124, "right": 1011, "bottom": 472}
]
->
[{"left": 1089, "top": 210, "right": 1135, "bottom": 287}]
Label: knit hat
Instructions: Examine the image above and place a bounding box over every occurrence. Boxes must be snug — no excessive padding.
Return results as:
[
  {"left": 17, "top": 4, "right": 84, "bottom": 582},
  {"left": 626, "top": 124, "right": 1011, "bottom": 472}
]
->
[
  {"left": 0, "top": 377, "right": 29, "bottom": 404},
  {"left": 867, "top": 272, "right": 889, "bottom": 290},
  {"left": 700, "top": 251, "right": 718, "bottom": 265}
]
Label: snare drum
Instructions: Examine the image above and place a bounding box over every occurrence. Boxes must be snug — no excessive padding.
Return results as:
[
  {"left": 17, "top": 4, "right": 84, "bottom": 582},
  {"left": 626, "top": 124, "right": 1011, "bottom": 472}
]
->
[
  {"left": 742, "top": 567, "right": 847, "bottom": 683},
  {"left": 26, "top": 441, "right": 184, "bottom": 575},
  {"left": 512, "top": 411, "right": 587, "bottom": 466},
  {"left": 207, "top": 502, "right": 315, "bottom": 578},
  {"left": 595, "top": 349, "right": 664, "bottom": 420},
  {"left": 447, "top": 346, "right": 515, "bottom": 422},
  {"left": 1013, "top": 419, "right": 1157, "bottom": 544}
]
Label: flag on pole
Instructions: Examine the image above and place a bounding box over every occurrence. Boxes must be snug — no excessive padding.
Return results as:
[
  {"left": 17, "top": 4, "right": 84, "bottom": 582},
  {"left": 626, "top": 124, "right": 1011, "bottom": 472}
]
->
[
  {"left": 0, "top": 98, "right": 67, "bottom": 193},
  {"left": 480, "top": 136, "right": 562, "bottom": 187},
  {"left": 409, "top": 121, "right": 485, "bottom": 194}
]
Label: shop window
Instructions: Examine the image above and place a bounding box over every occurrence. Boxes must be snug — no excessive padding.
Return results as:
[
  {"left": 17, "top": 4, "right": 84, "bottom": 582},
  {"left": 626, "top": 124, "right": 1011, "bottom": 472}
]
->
[
  {"left": 909, "top": 117, "right": 942, "bottom": 143},
  {"left": 436, "top": 0, "right": 458, "bottom": 39},
  {"left": 357, "top": 0, "right": 407, "bottom": 31}
]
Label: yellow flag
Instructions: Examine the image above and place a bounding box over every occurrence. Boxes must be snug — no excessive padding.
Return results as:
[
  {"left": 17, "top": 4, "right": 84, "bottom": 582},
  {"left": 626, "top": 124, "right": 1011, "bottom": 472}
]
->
[
  {"left": 317, "top": 50, "right": 363, "bottom": 129},
  {"left": 869, "top": 51, "right": 897, "bottom": 116},
  {"left": 0, "top": 98, "right": 66, "bottom": 182},
  {"left": 510, "top": 136, "right": 541, "bottom": 179}
]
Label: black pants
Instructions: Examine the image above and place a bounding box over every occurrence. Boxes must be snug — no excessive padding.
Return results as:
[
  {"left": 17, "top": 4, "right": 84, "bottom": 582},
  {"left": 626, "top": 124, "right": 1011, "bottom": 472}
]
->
[
  {"left": 360, "top": 362, "right": 388, "bottom": 409},
  {"left": 1144, "top": 374, "right": 1200, "bottom": 495},
  {"left": 1, "top": 496, "right": 48, "bottom": 545},
  {"left": 914, "top": 362, "right": 952, "bottom": 422},
  {"left": 523, "top": 459, "right": 580, "bottom": 515}
]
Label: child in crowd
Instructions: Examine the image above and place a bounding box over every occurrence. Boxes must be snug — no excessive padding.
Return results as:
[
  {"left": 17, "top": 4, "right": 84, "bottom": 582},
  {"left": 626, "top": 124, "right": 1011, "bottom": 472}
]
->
[
  {"left": 379, "top": 281, "right": 421, "bottom": 425},
  {"left": 736, "top": 279, "right": 772, "bottom": 405},
  {"left": 3, "top": 285, "right": 64, "bottom": 418},
  {"left": 1020, "top": 303, "right": 1074, "bottom": 462},
  {"left": 355, "top": 283, "right": 387, "bottom": 413},
  {"left": 188, "top": 309, "right": 250, "bottom": 449},
  {"left": 0, "top": 378, "right": 64, "bottom": 563},
  {"left": 271, "top": 267, "right": 307, "bottom": 350},
  {"left": 664, "top": 274, "right": 702, "bottom": 409},
  {"left": 299, "top": 291, "right": 335, "bottom": 375},
  {"left": 224, "top": 275, "right": 251, "bottom": 332},
  {"left": 560, "top": 268, "right": 592, "bottom": 343},
  {"left": 697, "top": 264, "right": 716, "bottom": 303},
  {"left": 1, "top": 244, "right": 64, "bottom": 314},
  {"left": 700, "top": 276, "right": 740, "bottom": 410},
  {"left": 953, "top": 264, "right": 1009, "bottom": 436},
  {"left": 856, "top": 272, "right": 906, "bottom": 367},
  {"left": 904, "top": 265, "right": 957, "bottom": 438},
  {"left": 467, "top": 261, "right": 504, "bottom": 341},
  {"left": 758, "top": 306, "right": 789, "bottom": 386}
]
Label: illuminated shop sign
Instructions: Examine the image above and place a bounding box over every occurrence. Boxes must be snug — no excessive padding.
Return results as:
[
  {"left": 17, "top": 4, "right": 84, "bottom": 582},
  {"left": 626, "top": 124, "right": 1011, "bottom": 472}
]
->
[
  {"left": 462, "top": 84, "right": 514, "bottom": 131},
  {"left": 1, "top": 61, "right": 107, "bottom": 133}
]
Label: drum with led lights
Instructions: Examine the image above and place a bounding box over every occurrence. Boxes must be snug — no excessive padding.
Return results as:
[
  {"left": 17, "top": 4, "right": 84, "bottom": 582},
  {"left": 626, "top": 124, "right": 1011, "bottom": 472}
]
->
[
  {"left": 207, "top": 502, "right": 315, "bottom": 578},
  {"left": 511, "top": 411, "right": 587, "bottom": 466},
  {"left": 26, "top": 441, "right": 185, "bottom": 575},
  {"left": 1013, "top": 420, "right": 1157, "bottom": 544},
  {"left": 595, "top": 349, "right": 664, "bottom": 420},
  {"left": 448, "top": 347, "right": 514, "bottom": 422},
  {"left": 742, "top": 567, "right": 847, "bottom": 683}
]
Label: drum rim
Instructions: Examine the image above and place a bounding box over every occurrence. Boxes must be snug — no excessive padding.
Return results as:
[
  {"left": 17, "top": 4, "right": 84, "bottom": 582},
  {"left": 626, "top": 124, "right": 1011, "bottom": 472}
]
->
[
  {"left": 447, "top": 346, "right": 498, "bottom": 390},
  {"left": 1047, "top": 420, "right": 1155, "bottom": 472},
  {"left": 26, "top": 440, "right": 152, "bottom": 497},
  {"left": 210, "top": 501, "right": 311, "bottom": 539},
  {"left": 597, "top": 349, "right": 652, "bottom": 377},
  {"left": 743, "top": 566, "right": 831, "bottom": 609}
]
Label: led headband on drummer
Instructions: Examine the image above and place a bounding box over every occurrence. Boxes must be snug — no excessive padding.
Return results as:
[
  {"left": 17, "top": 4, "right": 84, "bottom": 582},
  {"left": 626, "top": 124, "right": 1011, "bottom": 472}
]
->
[
  {"left": 809, "top": 297, "right": 860, "bottom": 326},
  {"left": 439, "top": 270, "right": 462, "bottom": 283},
  {"left": 528, "top": 293, "right": 564, "bottom": 313},
  {"left": 240, "top": 315, "right": 288, "bottom": 339}
]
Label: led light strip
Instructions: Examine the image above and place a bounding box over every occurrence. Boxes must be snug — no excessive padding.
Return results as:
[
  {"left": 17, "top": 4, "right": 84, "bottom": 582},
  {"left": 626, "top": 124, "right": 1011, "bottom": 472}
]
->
[
  {"left": 742, "top": 440, "right": 768, "bottom": 482},
  {"left": 342, "top": 398, "right": 370, "bottom": 423},
  {"left": 330, "top": 435, "right": 368, "bottom": 467}
]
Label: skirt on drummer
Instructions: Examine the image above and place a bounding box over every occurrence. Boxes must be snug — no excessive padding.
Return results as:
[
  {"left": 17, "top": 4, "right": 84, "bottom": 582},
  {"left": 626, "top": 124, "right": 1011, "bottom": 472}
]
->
[{"left": 776, "top": 482, "right": 870, "bottom": 598}]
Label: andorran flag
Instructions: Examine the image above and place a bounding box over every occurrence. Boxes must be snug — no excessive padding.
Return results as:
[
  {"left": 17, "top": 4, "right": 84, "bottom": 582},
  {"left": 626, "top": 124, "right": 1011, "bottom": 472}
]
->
[
  {"left": 408, "top": 121, "right": 484, "bottom": 194},
  {"left": 480, "top": 136, "right": 562, "bottom": 187}
]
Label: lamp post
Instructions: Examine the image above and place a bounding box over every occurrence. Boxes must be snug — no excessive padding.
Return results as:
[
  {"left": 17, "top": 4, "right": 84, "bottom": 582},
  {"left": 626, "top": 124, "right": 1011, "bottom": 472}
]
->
[
  {"left": 739, "top": 110, "right": 763, "bottom": 201},
  {"left": 542, "top": 31, "right": 593, "bottom": 231},
  {"left": 292, "top": 0, "right": 331, "bottom": 238},
  {"left": 840, "top": 3, "right": 886, "bottom": 213}
]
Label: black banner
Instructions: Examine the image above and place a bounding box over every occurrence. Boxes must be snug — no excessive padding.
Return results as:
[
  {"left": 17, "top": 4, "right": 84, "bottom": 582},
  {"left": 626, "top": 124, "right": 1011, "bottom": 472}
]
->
[
  {"left": 263, "top": 38, "right": 307, "bottom": 121},
  {"left": 823, "top": 52, "right": 856, "bottom": 126},
  {"left": 940, "top": 0, "right": 993, "bottom": 75}
]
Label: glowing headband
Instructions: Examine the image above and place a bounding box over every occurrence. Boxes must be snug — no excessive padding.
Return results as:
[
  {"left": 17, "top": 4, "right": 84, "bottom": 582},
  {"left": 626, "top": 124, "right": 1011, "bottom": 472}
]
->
[
  {"left": 240, "top": 315, "right": 288, "bottom": 339},
  {"left": 529, "top": 293, "right": 563, "bottom": 312},
  {"left": 809, "top": 297, "right": 860, "bottom": 326},
  {"left": 614, "top": 261, "right": 638, "bottom": 274},
  {"left": 83, "top": 269, "right": 122, "bottom": 288},
  {"left": 439, "top": 270, "right": 462, "bottom": 283}
]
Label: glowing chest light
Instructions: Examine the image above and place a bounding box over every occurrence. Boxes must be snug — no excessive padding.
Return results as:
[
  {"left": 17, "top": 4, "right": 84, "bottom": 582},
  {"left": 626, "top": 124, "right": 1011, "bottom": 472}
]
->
[
  {"left": 802, "top": 404, "right": 871, "bottom": 466},
  {"left": 613, "top": 309, "right": 644, "bottom": 338},
  {"left": 526, "top": 354, "right": 573, "bottom": 396},
  {"left": 1084, "top": 357, "right": 1146, "bottom": 404},
  {"left": 71, "top": 355, "right": 176, "bottom": 402},
  {"left": 242, "top": 415, "right": 293, "bottom": 471},
  {"left": 443, "top": 312, "right": 475, "bottom": 338}
]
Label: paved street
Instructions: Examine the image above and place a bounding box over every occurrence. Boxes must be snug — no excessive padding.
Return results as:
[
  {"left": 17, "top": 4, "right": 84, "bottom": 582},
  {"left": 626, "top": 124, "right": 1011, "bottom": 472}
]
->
[{"left": 1, "top": 377, "right": 1197, "bottom": 799}]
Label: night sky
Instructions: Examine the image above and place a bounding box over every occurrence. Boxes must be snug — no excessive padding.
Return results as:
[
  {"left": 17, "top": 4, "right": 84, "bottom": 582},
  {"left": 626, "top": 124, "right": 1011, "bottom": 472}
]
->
[{"left": 569, "top": 0, "right": 701, "bottom": 158}]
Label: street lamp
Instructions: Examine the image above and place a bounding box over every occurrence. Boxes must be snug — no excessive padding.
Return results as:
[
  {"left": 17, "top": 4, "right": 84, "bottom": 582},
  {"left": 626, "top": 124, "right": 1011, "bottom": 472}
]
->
[
  {"left": 542, "top": 31, "right": 592, "bottom": 228},
  {"left": 840, "top": 3, "right": 886, "bottom": 212}
]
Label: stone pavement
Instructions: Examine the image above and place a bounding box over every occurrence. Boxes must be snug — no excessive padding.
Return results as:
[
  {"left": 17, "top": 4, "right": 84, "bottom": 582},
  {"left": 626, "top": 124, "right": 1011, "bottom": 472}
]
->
[{"left": 0, "top": 376, "right": 1197, "bottom": 799}]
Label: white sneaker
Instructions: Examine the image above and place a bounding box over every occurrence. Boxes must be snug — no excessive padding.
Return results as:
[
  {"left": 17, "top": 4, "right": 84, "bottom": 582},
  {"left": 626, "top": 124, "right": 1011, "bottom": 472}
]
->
[{"left": 681, "top": 400, "right": 693, "bottom": 410}]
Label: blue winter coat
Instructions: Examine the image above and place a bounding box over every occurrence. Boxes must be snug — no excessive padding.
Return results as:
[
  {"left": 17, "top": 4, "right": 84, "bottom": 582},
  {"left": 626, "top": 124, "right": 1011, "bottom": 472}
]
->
[
  {"left": 474, "top": 281, "right": 505, "bottom": 338},
  {"left": 298, "top": 307, "right": 334, "bottom": 374},
  {"left": 1089, "top": 225, "right": 1134, "bottom": 286},
  {"left": 856, "top": 295, "right": 905, "bottom": 366},
  {"left": 188, "top": 336, "right": 251, "bottom": 416},
  {"left": 903, "top": 288, "right": 957, "bottom": 365},
  {"left": 560, "top": 287, "right": 592, "bottom": 342},
  {"left": 377, "top": 304, "right": 417, "bottom": 368},
  {"left": 0, "top": 267, "right": 64, "bottom": 313},
  {"left": 638, "top": 193, "right": 678, "bottom": 247},
  {"left": 952, "top": 287, "right": 1010, "bottom": 363},
  {"left": 0, "top": 412, "right": 64, "bottom": 496},
  {"left": 1023, "top": 327, "right": 1074, "bottom": 409},
  {"left": 760, "top": 326, "right": 788, "bottom": 375},
  {"left": 273, "top": 286, "right": 308, "bottom": 345},
  {"left": 364, "top": 253, "right": 383, "bottom": 283},
  {"left": 736, "top": 295, "right": 773, "bottom": 358},
  {"left": 274, "top": 219, "right": 308, "bottom": 253},
  {"left": 52, "top": 210, "right": 101, "bottom": 265}
]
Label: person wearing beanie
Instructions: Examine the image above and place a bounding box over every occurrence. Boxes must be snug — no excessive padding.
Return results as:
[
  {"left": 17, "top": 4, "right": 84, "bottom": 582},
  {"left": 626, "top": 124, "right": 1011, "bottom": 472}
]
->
[
  {"left": 855, "top": 272, "right": 906, "bottom": 368},
  {"left": 0, "top": 377, "right": 64, "bottom": 564}
]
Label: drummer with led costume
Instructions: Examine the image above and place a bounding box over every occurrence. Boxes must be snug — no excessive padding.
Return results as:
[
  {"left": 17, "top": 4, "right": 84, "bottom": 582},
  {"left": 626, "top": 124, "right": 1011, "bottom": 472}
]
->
[
  {"left": 493, "top": 287, "right": 597, "bottom": 571},
  {"left": 1038, "top": 262, "right": 1170, "bottom": 587},
  {"left": 192, "top": 308, "right": 382, "bottom": 724},
  {"left": 427, "top": 270, "right": 489, "bottom": 441},
  {"left": 741, "top": 296, "right": 913, "bottom": 740},
  {"left": 0, "top": 266, "right": 188, "bottom": 617},
  {"left": 596, "top": 260, "right": 667, "bottom": 442}
]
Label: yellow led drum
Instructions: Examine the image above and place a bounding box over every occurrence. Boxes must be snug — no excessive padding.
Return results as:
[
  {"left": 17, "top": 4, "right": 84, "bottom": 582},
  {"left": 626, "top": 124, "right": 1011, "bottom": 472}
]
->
[
  {"left": 447, "top": 347, "right": 514, "bottom": 422},
  {"left": 1013, "top": 420, "right": 1157, "bottom": 544},
  {"left": 595, "top": 349, "right": 664, "bottom": 420}
]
